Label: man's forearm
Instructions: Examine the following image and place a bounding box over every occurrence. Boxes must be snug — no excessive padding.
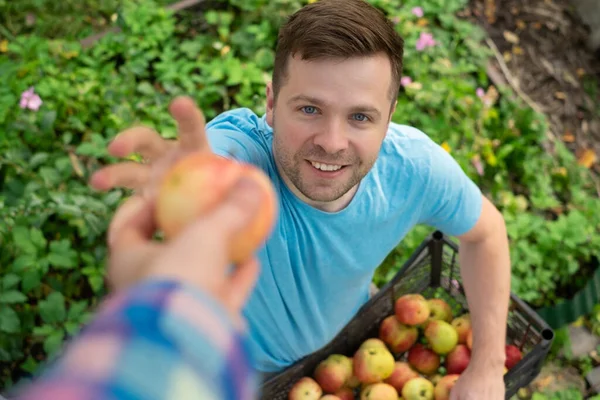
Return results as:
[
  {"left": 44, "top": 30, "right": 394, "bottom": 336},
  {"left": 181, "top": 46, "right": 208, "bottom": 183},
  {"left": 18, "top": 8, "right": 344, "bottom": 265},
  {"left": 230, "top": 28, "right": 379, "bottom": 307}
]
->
[{"left": 459, "top": 222, "right": 511, "bottom": 370}]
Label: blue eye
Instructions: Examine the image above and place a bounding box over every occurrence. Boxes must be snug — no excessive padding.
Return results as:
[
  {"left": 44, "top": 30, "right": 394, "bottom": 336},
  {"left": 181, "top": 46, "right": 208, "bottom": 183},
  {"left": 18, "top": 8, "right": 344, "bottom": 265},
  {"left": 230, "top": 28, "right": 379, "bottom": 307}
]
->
[
  {"left": 352, "top": 113, "right": 369, "bottom": 122},
  {"left": 301, "top": 106, "right": 318, "bottom": 114}
]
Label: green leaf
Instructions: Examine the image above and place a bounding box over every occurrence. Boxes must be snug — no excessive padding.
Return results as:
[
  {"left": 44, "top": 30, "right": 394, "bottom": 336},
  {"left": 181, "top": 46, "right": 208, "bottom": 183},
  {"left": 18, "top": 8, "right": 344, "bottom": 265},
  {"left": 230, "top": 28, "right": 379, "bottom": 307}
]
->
[
  {"left": 41, "top": 110, "right": 57, "bottom": 133},
  {"left": 39, "top": 292, "right": 67, "bottom": 324},
  {"left": 32, "top": 324, "right": 55, "bottom": 336},
  {"left": 2, "top": 274, "right": 21, "bottom": 289},
  {"left": 20, "top": 356, "right": 39, "bottom": 374},
  {"left": 0, "top": 291, "right": 28, "bottom": 304},
  {"left": 48, "top": 239, "right": 78, "bottom": 269},
  {"left": 43, "top": 330, "right": 65, "bottom": 357},
  {"left": 0, "top": 307, "right": 20, "bottom": 333},
  {"left": 68, "top": 300, "right": 89, "bottom": 319},
  {"left": 21, "top": 270, "right": 41, "bottom": 292},
  {"left": 12, "top": 226, "right": 37, "bottom": 255}
]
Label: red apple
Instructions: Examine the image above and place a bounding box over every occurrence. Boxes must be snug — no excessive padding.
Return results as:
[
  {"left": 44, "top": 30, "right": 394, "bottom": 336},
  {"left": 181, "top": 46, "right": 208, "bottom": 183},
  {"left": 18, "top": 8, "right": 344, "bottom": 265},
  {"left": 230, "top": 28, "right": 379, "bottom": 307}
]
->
[
  {"left": 314, "top": 354, "right": 353, "bottom": 393},
  {"left": 379, "top": 315, "right": 419, "bottom": 354},
  {"left": 445, "top": 344, "right": 471, "bottom": 375},
  {"left": 450, "top": 314, "right": 471, "bottom": 344},
  {"left": 288, "top": 377, "right": 323, "bottom": 400},
  {"left": 433, "top": 374, "right": 460, "bottom": 400},
  {"left": 395, "top": 294, "right": 431, "bottom": 326},
  {"left": 407, "top": 344, "right": 440, "bottom": 375},
  {"left": 505, "top": 344, "right": 523, "bottom": 369},
  {"left": 384, "top": 361, "right": 419, "bottom": 393},
  {"left": 155, "top": 151, "right": 278, "bottom": 264}
]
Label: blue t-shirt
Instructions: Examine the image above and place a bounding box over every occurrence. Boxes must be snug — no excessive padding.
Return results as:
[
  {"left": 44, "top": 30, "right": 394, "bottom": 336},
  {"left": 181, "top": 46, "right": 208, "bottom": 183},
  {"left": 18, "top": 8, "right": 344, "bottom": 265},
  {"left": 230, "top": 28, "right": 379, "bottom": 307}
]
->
[{"left": 205, "top": 108, "right": 482, "bottom": 373}]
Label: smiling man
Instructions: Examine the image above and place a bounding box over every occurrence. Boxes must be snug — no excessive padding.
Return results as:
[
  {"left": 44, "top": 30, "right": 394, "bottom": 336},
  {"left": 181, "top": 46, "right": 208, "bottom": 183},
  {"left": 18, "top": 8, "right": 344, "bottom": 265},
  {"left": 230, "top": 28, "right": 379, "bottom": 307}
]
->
[{"left": 93, "top": 0, "right": 511, "bottom": 398}]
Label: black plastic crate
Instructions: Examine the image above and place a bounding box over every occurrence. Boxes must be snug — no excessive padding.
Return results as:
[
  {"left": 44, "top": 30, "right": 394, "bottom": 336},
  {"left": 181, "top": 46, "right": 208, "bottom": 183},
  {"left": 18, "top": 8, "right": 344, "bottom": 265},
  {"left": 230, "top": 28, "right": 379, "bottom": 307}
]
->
[{"left": 259, "top": 230, "right": 555, "bottom": 399}]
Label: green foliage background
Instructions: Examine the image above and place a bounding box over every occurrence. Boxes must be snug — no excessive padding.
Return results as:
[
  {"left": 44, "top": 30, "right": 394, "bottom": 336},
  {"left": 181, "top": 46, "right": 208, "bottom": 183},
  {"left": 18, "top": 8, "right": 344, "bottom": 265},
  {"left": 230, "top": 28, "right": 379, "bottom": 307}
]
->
[{"left": 1, "top": 0, "right": 600, "bottom": 390}]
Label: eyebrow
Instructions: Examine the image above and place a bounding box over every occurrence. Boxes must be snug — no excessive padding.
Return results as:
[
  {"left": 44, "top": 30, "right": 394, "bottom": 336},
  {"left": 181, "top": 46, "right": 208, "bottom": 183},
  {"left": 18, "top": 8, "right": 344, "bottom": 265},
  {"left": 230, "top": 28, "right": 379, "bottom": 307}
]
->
[{"left": 287, "top": 94, "right": 382, "bottom": 119}]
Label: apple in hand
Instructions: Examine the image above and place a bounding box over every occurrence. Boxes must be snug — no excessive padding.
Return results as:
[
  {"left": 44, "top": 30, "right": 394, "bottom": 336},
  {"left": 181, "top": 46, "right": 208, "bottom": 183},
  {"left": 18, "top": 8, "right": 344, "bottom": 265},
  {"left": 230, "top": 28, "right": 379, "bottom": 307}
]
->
[
  {"left": 314, "top": 354, "right": 353, "bottom": 393},
  {"left": 360, "top": 383, "right": 398, "bottom": 400},
  {"left": 384, "top": 361, "right": 419, "bottom": 393},
  {"left": 289, "top": 377, "right": 323, "bottom": 400},
  {"left": 433, "top": 374, "right": 460, "bottom": 400},
  {"left": 353, "top": 346, "right": 395, "bottom": 384},
  {"left": 379, "top": 315, "right": 419, "bottom": 353},
  {"left": 424, "top": 320, "right": 458, "bottom": 355},
  {"left": 445, "top": 344, "right": 471, "bottom": 375},
  {"left": 395, "top": 294, "right": 431, "bottom": 326},
  {"left": 505, "top": 344, "right": 523, "bottom": 369},
  {"left": 402, "top": 377, "right": 435, "bottom": 400},
  {"left": 450, "top": 314, "right": 471, "bottom": 344},
  {"left": 426, "top": 299, "right": 453, "bottom": 323},
  {"left": 407, "top": 344, "right": 440, "bottom": 375},
  {"left": 155, "top": 151, "right": 278, "bottom": 264}
]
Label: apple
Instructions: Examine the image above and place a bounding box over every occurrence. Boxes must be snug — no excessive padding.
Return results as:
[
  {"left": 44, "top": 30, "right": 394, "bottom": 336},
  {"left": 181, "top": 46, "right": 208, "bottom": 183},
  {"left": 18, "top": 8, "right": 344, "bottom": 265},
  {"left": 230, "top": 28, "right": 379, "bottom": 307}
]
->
[
  {"left": 426, "top": 299, "right": 453, "bottom": 323},
  {"left": 402, "top": 377, "right": 435, "bottom": 400},
  {"left": 395, "top": 294, "right": 431, "bottom": 326},
  {"left": 445, "top": 344, "right": 471, "bottom": 375},
  {"left": 505, "top": 344, "right": 523, "bottom": 369},
  {"left": 424, "top": 320, "right": 458, "bottom": 355},
  {"left": 345, "top": 374, "right": 361, "bottom": 389},
  {"left": 155, "top": 151, "right": 278, "bottom": 264},
  {"left": 407, "top": 344, "right": 440, "bottom": 375},
  {"left": 360, "top": 338, "right": 388, "bottom": 350},
  {"left": 433, "top": 374, "right": 460, "bottom": 400},
  {"left": 353, "top": 346, "right": 395, "bottom": 384},
  {"left": 320, "top": 396, "right": 341, "bottom": 400},
  {"left": 333, "top": 387, "right": 354, "bottom": 400},
  {"left": 465, "top": 330, "right": 473, "bottom": 350},
  {"left": 360, "top": 382, "right": 398, "bottom": 400},
  {"left": 429, "top": 374, "right": 443, "bottom": 386},
  {"left": 379, "top": 315, "right": 419, "bottom": 353},
  {"left": 314, "top": 354, "right": 353, "bottom": 393},
  {"left": 384, "top": 361, "right": 419, "bottom": 393},
  {"left": 450, "top": 314, "right": 471, "bottom": 344},
  {"left": 289, "top": 377, "right": 323, "bottom": 400}
]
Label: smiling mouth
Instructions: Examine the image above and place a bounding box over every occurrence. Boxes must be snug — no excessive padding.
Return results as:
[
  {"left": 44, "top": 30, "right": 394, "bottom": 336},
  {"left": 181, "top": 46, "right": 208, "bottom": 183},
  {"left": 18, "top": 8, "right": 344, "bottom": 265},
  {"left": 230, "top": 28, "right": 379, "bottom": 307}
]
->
[{"left": 309, "top": 160, "right": 347, "bottom": 172}]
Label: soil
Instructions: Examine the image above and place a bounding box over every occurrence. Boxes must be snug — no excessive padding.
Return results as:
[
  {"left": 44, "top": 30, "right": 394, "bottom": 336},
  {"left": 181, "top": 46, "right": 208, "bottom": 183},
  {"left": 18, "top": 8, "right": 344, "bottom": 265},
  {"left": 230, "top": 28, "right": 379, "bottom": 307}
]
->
[{"left": 465, "top": 0, "right": 600, "bottom": 177}]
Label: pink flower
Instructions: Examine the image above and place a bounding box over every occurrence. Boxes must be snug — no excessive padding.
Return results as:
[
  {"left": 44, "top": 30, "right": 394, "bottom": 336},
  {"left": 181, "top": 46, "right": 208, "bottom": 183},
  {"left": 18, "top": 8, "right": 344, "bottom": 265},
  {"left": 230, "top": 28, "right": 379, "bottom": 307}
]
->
[
  {"left": 19, "top": 87, "right": 43, "bottom": 111},
  {"left": 476, "top": 87, "right": 485, "bottom": 98},
  {"left": 412, "top": 7, "right": 424, "bottom": 17},
  {"left": 416, "top": 32, "right": 436, "bottom": 51},
  {"left": 400, "top": 76, "right": 413, "bottom": 87}
]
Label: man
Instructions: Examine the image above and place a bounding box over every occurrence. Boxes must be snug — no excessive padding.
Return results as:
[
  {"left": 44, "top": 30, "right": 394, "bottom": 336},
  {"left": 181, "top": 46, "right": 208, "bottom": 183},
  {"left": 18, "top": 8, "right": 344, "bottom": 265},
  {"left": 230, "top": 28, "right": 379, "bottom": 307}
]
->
[{"left": 92, "top": 0, "right": 511, "bottom": 397}]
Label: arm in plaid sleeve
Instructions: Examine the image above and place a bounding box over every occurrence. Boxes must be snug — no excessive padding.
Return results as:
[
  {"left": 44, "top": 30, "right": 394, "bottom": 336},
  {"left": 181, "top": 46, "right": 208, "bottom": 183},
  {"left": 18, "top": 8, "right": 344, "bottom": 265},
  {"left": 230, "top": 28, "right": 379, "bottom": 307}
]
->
[{"left": 13, "top": 279, "right": 259, "bottom": 400}]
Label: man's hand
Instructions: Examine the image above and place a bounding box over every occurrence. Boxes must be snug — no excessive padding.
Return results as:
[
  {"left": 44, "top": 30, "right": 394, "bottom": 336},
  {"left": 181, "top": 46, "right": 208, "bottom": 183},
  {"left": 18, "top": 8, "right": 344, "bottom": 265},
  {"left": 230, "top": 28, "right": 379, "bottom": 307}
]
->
[
  {"left": 449, "top": 365, "right": 505, "bottom": 400},
  {"left": 90, "top": 96, "right": 214, "bottom": 290}
]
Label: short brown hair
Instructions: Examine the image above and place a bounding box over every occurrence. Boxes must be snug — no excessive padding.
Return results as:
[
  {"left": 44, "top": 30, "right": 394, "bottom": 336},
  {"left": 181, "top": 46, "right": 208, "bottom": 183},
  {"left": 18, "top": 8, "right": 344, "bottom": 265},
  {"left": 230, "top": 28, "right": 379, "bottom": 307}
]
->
[{"left": 272, "top": 0, "right": 404, "bottom": 103}]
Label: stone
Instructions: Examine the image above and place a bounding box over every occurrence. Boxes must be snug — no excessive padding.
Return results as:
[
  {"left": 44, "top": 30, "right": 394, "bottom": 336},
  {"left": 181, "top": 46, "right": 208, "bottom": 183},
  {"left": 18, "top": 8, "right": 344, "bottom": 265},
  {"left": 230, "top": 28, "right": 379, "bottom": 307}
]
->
[
  {"left": 587, "top": 366, "right": 600, "bottom": 394},
  {"left": 568, "top": 325, "right": 600, "bottom": 358}
]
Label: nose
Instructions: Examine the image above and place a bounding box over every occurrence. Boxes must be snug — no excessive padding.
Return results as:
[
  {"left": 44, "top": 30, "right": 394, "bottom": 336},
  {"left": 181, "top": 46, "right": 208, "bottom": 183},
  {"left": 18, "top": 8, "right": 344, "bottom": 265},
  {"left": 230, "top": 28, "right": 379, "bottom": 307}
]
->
[{"left": 312, "top": 118, "right": 348, "bottom": 154}]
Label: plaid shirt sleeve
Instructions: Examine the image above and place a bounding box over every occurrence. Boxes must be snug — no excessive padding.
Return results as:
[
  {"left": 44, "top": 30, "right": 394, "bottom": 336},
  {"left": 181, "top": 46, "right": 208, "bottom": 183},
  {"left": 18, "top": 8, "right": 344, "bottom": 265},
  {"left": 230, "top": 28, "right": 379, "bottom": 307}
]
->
[{"left": 13, "top": 279, "right": 259, "bottom": 400}]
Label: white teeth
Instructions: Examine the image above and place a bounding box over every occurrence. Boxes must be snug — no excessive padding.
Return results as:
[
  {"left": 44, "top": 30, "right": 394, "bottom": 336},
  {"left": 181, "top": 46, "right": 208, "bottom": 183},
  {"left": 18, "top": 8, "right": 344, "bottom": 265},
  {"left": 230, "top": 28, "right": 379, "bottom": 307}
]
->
[{"left": 311, "top": 161, "right": 343, "bottom": 171}]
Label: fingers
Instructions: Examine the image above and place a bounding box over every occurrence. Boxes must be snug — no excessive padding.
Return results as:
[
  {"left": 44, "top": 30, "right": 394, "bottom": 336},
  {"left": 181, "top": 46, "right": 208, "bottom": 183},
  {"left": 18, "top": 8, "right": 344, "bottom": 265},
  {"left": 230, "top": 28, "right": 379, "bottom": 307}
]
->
[
  {"left": 169, "top": 96, "right": 209, "bottom": 152},
  {"left": 221, "top": 257, "right": 261, "bottom": 315},
  {"left": 108, "top": 195, "right": 157, "bottom": 249},
  {"left": 109, "top": 126, "right": 175, "bottom": 161},
  {"left": 89, "top": 162, "right": 151, "bottom": 191}
]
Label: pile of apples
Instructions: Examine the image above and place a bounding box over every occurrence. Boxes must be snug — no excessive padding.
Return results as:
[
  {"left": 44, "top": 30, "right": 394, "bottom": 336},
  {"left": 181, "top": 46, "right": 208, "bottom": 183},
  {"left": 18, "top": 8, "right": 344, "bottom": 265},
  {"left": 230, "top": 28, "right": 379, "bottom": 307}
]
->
[{"left": 287, "top": 293, "right": 523, "bottom": 400}]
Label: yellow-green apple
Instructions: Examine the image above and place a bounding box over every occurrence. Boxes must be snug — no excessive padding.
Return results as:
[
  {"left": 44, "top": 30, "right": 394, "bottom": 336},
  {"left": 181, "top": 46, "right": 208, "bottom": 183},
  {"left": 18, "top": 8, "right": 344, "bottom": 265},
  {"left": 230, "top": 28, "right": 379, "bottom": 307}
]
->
[
  {"left": 433, "top": 374, "right": 460, "bottom": 400},
  {"left": 333, "top": 387, "right": 354, "bottom": 400},
  {"left": 360, "top": 383, "right": 398, "bottom": 400},
  {"left": 395, "top": 294, "right": 431, "bottom": 326},
  {"left": 314, "top": 354, "right": 353, "bottom": 393},
  {"left": 407, "top": 344, "right": 440, "bottom": 375},
  {"left": 424, "top": 320, "right": 458, "bottom": 355},
  {"left": 379, "top": 315, "right": 419, "bottom": 353},
  {"left": 505, "top": 344, "right": 523, "bottom": 369},
  {"left": 450, "top": 314, "right": 471, "bottom": 344},
  {"left": 288, "top": 377, "right": 323, "bottom": 400},
  {"left": 156, "top": 151, "right": 278, "bottom": 264},
  {"left": 353, "top": 346, "right": 395, "bottom": 384},
  {"left": 401, "top": 377, "right": 435, "bottom": 400},
  {"left": 360, "top": 338, "right": 388, "bottom": 351},
  {"left": 426, "top": 299, "right": 453, "bottom": 323},
  {"left": 384, "top": 361, "right": 419, "bottom": 393},
  {"left": 445, "top": 344, "right": 471, "bottom": 375}
]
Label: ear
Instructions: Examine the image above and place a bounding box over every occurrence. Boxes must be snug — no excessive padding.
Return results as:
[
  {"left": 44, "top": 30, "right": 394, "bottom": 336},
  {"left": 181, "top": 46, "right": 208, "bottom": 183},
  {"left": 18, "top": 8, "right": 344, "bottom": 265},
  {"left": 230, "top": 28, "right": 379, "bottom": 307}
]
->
[
  {"left": 388, "top": 99, "right": 398, "bottom": 124},
  {"left": 266, "top": 81, "right": 275, "bottom": 127}
]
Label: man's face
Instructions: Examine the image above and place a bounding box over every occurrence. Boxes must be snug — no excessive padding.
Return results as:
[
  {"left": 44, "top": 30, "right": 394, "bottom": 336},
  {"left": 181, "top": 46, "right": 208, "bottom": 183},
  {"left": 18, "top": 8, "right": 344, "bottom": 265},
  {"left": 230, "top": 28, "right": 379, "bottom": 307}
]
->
[{"left": 266, "top": 53, "right": 397, "bottom": 211}]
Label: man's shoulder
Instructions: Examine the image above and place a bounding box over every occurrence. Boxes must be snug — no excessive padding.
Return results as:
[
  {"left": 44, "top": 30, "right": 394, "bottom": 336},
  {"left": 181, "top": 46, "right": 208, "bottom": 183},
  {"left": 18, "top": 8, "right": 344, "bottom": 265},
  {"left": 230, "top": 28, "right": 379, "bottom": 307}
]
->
[
  {"left": 206, "top": 107, "right": 270, "bottom": 137},
  {"left": 380, "top": 123, "right": 439, "bottom": 165}
]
